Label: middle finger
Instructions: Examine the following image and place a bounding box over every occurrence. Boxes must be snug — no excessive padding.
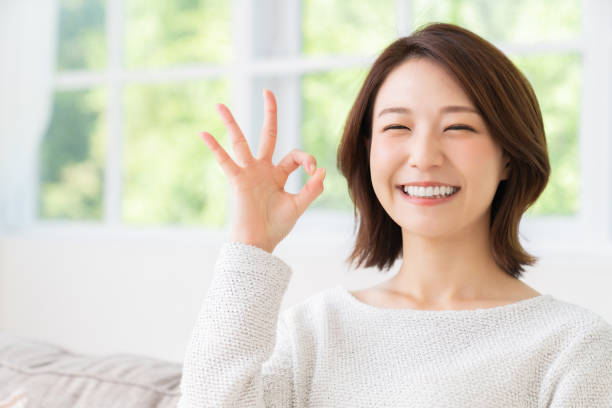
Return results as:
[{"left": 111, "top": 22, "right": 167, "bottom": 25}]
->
[{"left": 257, "top": 88, "right": 277, "bottom": 162}]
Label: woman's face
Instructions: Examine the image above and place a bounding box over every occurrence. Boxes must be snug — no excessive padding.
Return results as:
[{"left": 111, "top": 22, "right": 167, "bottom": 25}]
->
[{"left": 369, "top": 57, "right": 510, "bottom": 238}]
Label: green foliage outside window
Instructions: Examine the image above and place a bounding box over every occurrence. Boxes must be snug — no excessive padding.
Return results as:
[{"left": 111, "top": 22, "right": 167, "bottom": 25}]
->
[
  {"left": 40, "top": 0, "right": 230, "bottom": 225},
  {"left": 57, "top": 0, "right": 105, "bottom": 70},
  {"left": 122, "top": 80, "right": 229, "bottom": 226},
  {"left": 302, "top": 0, "right": 396, "bottom": 56},
  {"left": 124, "top": 0, "right": 230, "bottom": 68},
  {"left": 512, "top": 54, "right": 581, "bottom": 216},
  {"left": 301, "top": 69, "right": 368, "bottom": 212},
  {"left": 39, "top": 89, "right": 105, "bottom": 219},
  {"left": 413, "top": 0, "right": 581, "bottom": 42},
  {"left": 39, "top": 0, "right": 584, "bottom": 225}
]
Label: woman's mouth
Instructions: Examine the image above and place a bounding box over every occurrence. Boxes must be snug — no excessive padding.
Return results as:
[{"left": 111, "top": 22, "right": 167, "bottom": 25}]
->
[{"left": 397, "top": 185, "right": 460, "bottom": 206}]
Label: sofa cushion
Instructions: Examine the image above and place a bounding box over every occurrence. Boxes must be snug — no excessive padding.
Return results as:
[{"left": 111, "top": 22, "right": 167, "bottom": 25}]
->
[
  {"left": 0, "top": 387, "right": 28, "bottom": 408},
  {"left": 0, "top": 333, "right": 182, "bottom": 407}
]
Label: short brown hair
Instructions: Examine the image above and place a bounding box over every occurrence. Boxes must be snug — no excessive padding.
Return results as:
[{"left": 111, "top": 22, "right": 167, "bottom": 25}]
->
[{"left": 336, "top": 22, "right": 550, "bottom": 279}]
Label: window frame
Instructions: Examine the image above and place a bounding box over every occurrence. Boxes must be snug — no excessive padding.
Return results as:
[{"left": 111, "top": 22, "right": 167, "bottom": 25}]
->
[{"left": 31, "top": 0, "right": 612, "bottom": 260}]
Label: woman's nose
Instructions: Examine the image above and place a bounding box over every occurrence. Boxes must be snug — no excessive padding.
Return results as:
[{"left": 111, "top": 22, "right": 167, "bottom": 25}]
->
[{"left": 406, "top": 130, "right": 444, "bottom": 170}]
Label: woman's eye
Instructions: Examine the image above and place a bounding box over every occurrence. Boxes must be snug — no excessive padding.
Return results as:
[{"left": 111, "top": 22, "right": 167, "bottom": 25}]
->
[
  {"left": 383, "top": 125, "right": 410, "bottom": 131},
  {"left": 447, "top": 125, "right": 475, "bottom": 131}
]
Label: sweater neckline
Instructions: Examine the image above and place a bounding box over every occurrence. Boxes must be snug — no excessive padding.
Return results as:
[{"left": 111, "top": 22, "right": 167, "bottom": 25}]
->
[{"left": 335, "top": 285, "right": 552, "bottom": 316}]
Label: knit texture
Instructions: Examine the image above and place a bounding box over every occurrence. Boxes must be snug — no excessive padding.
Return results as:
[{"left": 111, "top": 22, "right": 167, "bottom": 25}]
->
[{"left": 177, "top": 242, "right": 612, "bottom": 407}]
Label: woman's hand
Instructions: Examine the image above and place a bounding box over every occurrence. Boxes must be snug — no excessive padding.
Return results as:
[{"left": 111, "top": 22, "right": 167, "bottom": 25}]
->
[{"left": 200, "top": 89, "right": 326, "bottom": 253}]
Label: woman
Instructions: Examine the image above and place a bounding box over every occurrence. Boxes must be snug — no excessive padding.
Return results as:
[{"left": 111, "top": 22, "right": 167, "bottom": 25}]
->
[{"left": 178, "top": 23, "right": 612, "bottom": 407}]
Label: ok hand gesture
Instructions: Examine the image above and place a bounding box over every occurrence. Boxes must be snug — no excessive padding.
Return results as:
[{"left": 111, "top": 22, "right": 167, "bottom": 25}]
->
[{"left": 200, "top": 89, "right": 326, "bottom": 253}]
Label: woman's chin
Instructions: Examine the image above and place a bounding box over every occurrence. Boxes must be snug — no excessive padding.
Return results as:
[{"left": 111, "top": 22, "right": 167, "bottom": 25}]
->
[{"left": 399, "top": 223, "right": 457, "bottom": 239}]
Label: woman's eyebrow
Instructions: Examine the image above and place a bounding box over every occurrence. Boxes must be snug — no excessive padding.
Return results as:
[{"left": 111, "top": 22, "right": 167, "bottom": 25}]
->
[{"left": 377, "top": 105, "right": 479, "bottom": 117}]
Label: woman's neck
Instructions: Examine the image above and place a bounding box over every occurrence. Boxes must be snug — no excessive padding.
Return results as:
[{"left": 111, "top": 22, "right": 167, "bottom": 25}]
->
[{"left": 394, "top": 223, "right": 524, "bottom": 304}]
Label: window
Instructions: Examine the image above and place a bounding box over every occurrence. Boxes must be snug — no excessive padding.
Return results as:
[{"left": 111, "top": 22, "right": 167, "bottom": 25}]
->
[
  {"left": 41, "top": 0, "right": 231, "bottom": 227},
  {"left": 38, "top": 0, "right": 612, "bottom": 251}
]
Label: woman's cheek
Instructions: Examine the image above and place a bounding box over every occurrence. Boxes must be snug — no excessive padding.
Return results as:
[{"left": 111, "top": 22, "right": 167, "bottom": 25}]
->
[
  {"left": 452, "top": 138, "right": 498, "bottom": 166},
  {"left": 370, "top": 140, "right": 396, "bottom": 172},
  {"left": 369, "top": 142, "right": 398, "bottom": 196}
]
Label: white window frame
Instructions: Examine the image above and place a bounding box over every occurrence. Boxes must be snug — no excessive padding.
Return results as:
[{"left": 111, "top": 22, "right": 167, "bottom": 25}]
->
[{"left": 30, "top": 0, "right": 612, "bottom": 260}]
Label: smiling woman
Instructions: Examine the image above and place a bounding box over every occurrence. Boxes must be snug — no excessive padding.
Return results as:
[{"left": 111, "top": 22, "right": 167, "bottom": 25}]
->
[
  {"left": 348, "top": 53, "right": 542, "bottom": 310},
  {"left": 178, "top": 22, "right": 612, "bottom": 408},
  {"left": 338, "top": 23, "right": 550, "bottom": 283}
]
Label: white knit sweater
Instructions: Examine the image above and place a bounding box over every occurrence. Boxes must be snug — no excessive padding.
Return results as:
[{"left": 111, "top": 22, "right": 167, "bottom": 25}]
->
[{"left": 177, "top": 242, "right": 612, "bottom": 407}]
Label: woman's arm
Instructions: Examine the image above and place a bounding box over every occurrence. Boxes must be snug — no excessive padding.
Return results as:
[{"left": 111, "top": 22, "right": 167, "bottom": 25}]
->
[
  {"left": 178, "top": 88, "right": 323, "bottom": 407},
  {"left": 177, "top": 242, "right": 294, "bottom": 408}
]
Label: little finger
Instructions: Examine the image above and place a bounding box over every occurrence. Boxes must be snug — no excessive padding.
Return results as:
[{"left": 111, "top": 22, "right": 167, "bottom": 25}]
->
[{"left": 199, "top": 131, "right": 241, "bottom": 179}]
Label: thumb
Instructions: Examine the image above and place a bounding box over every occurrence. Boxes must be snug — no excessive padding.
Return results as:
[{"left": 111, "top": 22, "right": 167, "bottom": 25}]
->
[{"left": 293, "top": 168, "right": 325, "bottom": 216}]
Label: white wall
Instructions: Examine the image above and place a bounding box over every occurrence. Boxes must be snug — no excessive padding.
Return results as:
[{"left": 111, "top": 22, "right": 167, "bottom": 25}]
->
[{"left": 1, "top": 219, "right": 611, "bottom": 364}]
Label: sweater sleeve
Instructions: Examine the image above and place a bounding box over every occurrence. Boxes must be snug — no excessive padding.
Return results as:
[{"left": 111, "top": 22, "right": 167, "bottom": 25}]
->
[
  {"left": 541, "top": 318, "right": 612, "bottom": 407},
  {"left": 177, "top": 242, "right": 294, "bottom": 408}
]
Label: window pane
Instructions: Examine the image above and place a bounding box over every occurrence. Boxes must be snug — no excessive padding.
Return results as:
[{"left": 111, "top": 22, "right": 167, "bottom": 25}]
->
[
  {"left": 301, "top": 69, "right": 367, "bottom": 211},
  {"left": 124, "top": 0, "right": 231, "bottom": 68},
  {"left": 123, "top": 80, "right": 229, "bottom": 226},
  {"left": 511, "top": 54, "right": 582, "bottom": 216},
  {"left": 302, "top": 0, "right": 396, "bottom": 56},
  {"left": 39, "top": 89, "right": 106, "bottom": 220},
  {"left": 413, "top": 0, "right": 581, "bottom": 43},
  {"left": 57, "top": 0, "right": 106, "bottom": 70}
]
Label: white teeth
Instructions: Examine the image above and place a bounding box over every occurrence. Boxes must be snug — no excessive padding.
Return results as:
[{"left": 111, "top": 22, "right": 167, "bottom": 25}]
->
[{"left": 402, "top": 185, "right": 458, "bottom": 198}]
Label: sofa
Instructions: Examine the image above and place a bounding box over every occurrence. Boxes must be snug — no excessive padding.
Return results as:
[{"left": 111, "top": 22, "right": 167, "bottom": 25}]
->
[{"left": 0, "top": 333, "right": 182, "bottom": 407}]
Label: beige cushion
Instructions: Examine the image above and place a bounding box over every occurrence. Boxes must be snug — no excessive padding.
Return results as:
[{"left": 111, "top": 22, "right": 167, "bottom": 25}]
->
[{"left": 0, "top": 333, "right": 181, "bottom": 407}]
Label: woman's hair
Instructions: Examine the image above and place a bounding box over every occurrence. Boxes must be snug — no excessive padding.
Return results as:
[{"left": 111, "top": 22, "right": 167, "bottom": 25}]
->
[{"left": 336, "top": 22, "right": 550, "bottom": 279}]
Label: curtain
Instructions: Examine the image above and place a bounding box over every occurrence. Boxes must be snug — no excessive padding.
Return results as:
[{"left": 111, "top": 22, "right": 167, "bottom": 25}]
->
[{"left": 0, "top": 0, "right": 57, "bottom": 231}]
